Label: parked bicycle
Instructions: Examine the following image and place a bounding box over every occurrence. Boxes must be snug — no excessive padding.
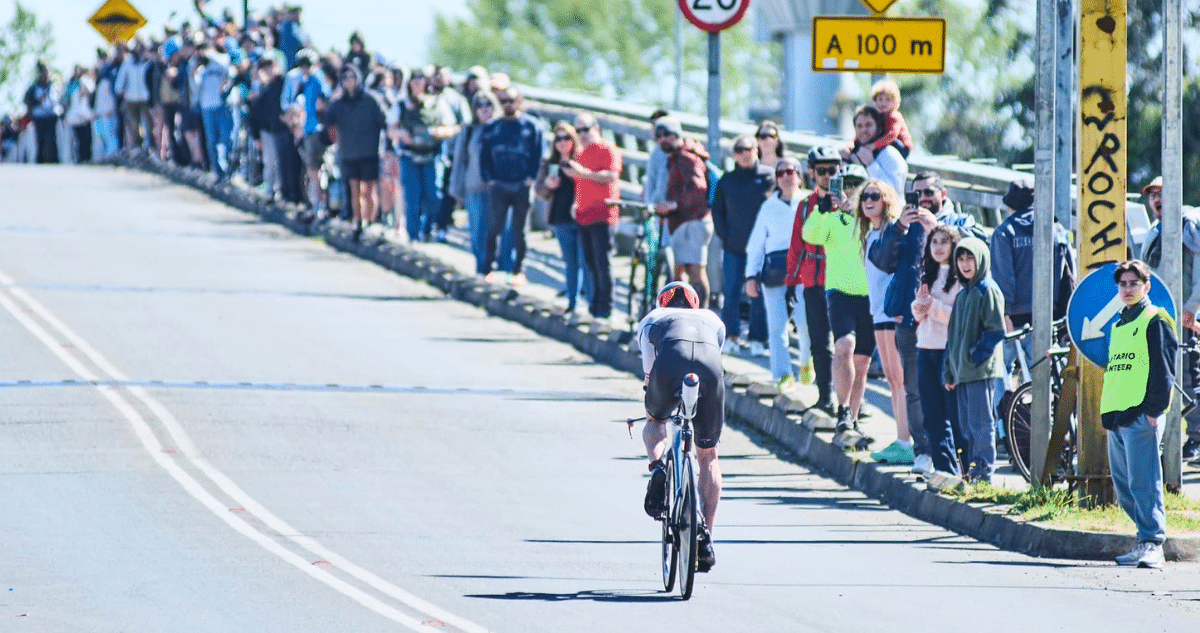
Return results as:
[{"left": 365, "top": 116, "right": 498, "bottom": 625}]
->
[
  {"left": 1001, "top": 319, "right": 1076, "bottom": 484},
  {"left": 629, "top": 372, "right": 704, "bottom": 600},
  {"left": 609, "top": 199, "right": 674, "bottom": 326}
]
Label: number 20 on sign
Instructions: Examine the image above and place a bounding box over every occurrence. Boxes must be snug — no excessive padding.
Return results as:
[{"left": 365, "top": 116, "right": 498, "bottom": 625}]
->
[{"left": 811, "top": 17, "right": 946, "bottom": 74}]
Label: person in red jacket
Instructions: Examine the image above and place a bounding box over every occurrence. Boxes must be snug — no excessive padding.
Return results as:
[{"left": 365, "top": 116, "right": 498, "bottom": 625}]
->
[
  {"left": 785, "top": 146, "right": 842, "bottom": 415},
  {"left": 654, "top": 116, "right": 714, "bottom": 307}
]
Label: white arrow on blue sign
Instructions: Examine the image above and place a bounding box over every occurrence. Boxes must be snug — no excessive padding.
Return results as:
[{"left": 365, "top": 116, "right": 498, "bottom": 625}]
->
[{"left": 1066, "top": 262, "right": 1176, "bottom": 367}]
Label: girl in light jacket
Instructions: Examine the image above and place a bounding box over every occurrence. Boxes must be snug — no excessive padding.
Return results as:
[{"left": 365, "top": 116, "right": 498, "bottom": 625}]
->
[
  {"left": 911, "top": 224, "right": 965, "bottom": 482},
  {"left": 744, "top": 156, "right": 810, "bottom": 389}
]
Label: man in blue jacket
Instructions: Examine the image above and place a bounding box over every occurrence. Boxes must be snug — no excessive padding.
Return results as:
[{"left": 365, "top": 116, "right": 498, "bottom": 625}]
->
[
  {"left": 480, "top": 87, "right": 544, "bottom": 286},
  {"left": 868, "top": 171, "right": 982, "bottom": 475}
]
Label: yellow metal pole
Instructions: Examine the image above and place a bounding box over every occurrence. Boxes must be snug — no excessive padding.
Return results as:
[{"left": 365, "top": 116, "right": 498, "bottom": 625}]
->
[{"left": 1077, "top": 0, "right": 1127, "bottom": 506}]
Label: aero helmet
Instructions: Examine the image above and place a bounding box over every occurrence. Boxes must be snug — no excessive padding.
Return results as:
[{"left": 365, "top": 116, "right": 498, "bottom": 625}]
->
[{"left": 656, "top": 281, "right": 700, "bottom": 309}]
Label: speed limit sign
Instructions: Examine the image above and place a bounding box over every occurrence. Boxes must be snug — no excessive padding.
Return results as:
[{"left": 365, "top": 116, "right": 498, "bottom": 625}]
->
[{"left": 677, "top": 0, "right": 751, "bottom": 33}]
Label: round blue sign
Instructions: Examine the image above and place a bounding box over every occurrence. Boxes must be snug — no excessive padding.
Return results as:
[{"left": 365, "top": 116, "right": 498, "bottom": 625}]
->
[{"left": 1066, "top": 262, "right": 1176, "bottom": 367}]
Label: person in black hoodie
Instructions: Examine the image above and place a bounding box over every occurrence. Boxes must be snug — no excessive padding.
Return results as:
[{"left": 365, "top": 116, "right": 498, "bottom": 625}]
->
[
  {"left": 249, "top": 57, "right": 288, "bottom": 200},
  {"left": 325, "top": 65, "right": 387, "bottom": 237},
  {"left": 711, "top": 134, "right": 774, "bottom": 353}
]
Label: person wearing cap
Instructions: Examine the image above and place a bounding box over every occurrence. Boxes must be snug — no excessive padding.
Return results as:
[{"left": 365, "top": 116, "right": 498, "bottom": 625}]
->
[
  {"left": 642, "top": 109, "right": 671, "bottom": 206},
  {"left": 785, "top": 146, "right": 842, "bottom": 416},
  {"left": 989, "top": 178, "right": 1077, "bottom": 375},
  {"left": 1139, "top": 176, "right": 1200, "bottom": 462},
  {"left": 711, "top": 134, "right": 772, "bottom": 356},
  {"left": 325, "top": 64, "right": 388, "bottom": 238},
  {"left": 654, "top": 116, "right": 714, "bottom": 307}
]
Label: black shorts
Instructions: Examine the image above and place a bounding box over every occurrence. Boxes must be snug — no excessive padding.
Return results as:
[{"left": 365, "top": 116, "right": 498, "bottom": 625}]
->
[
  {"left": 873, "top": 322, "right": 896, "bottom": 331},
  {"left": 826, "top": 290, "right": 876, "bottom": 357},
  {"left": 182, "top": 107, "right": 203, "bottom": 132},
  {"left": 645, "top": 340, "right": 725, "bottom": 450},
  {"left": 341, "top": 155, "right": 380, "bottom": 181}
]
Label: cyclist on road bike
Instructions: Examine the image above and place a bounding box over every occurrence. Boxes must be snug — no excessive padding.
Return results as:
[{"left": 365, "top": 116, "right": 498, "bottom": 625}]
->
[{"left": 637, "top": 281, "right": 726, "bottom": 572}]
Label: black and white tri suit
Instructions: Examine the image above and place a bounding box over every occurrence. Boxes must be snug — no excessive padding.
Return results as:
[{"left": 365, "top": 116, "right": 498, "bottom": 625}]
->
[{"left": 636, "top": 307, "right": 727, "bottom": 449}]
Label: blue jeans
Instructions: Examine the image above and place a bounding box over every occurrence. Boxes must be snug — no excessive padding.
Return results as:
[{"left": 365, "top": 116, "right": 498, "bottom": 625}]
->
[
  {"left": 1108, "top": 414, "right": 1167, "bottom": 544},
  {"left": 762, "top": 284, "right": 793, "bottom": 381},
  {"left": 465, "top": 192, "right": 514, "bottom": 274},
  {"left": 720, "top": 251, "right": 766, "bottom": 343},
  {"left": 201, "top": 106, "right": 232, "bottom": 179},
  {"left": 918, "top": 348, "right": 965, "bottom": 475},
  {"left": 401, "top": 156, "right": 443, "bottom": 241},
  {"left": 955, "top": 379, "right": 997, "bottom": 480},
  {"left": 554, "top": 223, "right": 593, "bottom": 312}
]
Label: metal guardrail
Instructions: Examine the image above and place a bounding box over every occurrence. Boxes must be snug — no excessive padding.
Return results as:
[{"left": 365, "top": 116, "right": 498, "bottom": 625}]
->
[{"left": 520, "top": 84, "right": 1030, "bottom": 220}]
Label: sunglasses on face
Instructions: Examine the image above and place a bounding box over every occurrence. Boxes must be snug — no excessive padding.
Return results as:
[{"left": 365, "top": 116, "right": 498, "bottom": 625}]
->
[
  {"left": 917, "top": 187, "right": 940, "bottom": 197},
  {"left": 554, "top": 135, "right": 572, "bottom": 142},
  {"left": 654, "top": 131, "right": 675, "bottom": 139},
  {"left": 813, "top": 166, "right": 838, "bottom": 176},
  {"left": 733, "top": 146, "right": 753, "bottom": 153},
  {"left": 757, "top": 132, "right": 777, "bottom": 140},
  {"left": 775, "top": 168, "right": 798, "bottom": 177},
  {"left": 410, "top": 74, "right": 426, "bottom": 80},
  {"left": 498, "top": 98, "right": 515, "bottom": 105},
  {"left": 861, "top": 192, "right": 882, "bottom": 201},
  {"left": 474, "top": 102, "right": 493, "bottom": 109}
]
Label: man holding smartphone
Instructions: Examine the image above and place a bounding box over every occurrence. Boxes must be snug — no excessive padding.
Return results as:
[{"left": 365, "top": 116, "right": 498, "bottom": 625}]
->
[{"left": 868, "top": 171, "right": 982, "bottom": 475}]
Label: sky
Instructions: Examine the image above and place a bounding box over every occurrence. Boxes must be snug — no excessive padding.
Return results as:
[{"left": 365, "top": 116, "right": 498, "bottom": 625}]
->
[{"left": 10, "top": 0, "right": 470, "bottom": 70}]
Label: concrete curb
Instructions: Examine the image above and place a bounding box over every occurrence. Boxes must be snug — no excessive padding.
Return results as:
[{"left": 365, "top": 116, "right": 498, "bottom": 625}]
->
[{"left": 115, "top": 156, "right": 1200, "bottom": 563}]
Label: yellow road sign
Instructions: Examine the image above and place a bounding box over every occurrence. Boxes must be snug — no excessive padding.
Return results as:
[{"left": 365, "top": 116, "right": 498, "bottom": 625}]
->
[
  {"left": 88, "top": 0, "right": 147, "bottom": 44},
  {"left": 811, "top": 17, "right": 945, "bottom": 74},
  {"left": 859, "top": 0, "right": 900, "bottom": 15}
]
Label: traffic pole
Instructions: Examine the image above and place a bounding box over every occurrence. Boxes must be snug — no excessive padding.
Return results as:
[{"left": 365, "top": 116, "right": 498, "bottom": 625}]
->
[
  {"left": 1055, "top": 0, "right": 1075, "bottom": 233},
  {"left": 1161, "top": 0, "right": 1184, "bottom": 490},
  {"left": 707, "top": 32, "right": 721, "bottom": 163},
  {"left": 1077, "top": 0, "right": 1128, "bottom": 506},
  {"left": 1031, "top": 0, "right": 1056, "bottom": 487}
]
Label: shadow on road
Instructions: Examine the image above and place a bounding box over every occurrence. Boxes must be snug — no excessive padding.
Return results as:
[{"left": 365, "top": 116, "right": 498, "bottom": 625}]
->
[{"left": 465, "top": 589, "right": 674, "bottom": 603}]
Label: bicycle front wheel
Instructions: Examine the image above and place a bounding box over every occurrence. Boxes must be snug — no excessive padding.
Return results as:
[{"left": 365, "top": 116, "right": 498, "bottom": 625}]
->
[
  {"left": 661, "top": 452, "right": 677, "bottom": 592},
  {"left": 627, "top": 248, "right": 645, "bottom": 323},
  {"left": 675, "top": 454, "right": 698, "bottom": 600}
]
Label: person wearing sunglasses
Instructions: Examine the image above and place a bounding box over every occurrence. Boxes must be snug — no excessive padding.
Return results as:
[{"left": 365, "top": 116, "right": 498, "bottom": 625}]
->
[
  {"left": 536, "top": 122, "right": 593, "bottom": 315},
  {"left": 450, "top": 90, "right": 513, "bottom": 275},
  {"left": 711, "top": 134, "right": 773, "bottom": 357},
  {"left": 562, "top": 113, "right": 623, "bottom": 323},
  {"left": 387, "top": 65, "right": 460, "bottom": 242},
  {"left": 745, "top": 156, "right": 808, "bottom": 393},
  {"left": 479, "top": 87, "right": 544, "bottom": 286},
  {"left": 642, "top": 108, "right": 671, "bottom": 207},
  {"left": 755, "top": 121, "right": 785, "bottom": 172},
  {"left": 803, "top": 178, "right": 891, "bottom": 449},
  {"left": 653, "top": 116, "right": 715, "bottom": 307},
  {"left": 866, "top": 171, "right": 984, "bottom": 475},
  {"left": 324, "top": 64, "right": 387, "bottom": 240}
]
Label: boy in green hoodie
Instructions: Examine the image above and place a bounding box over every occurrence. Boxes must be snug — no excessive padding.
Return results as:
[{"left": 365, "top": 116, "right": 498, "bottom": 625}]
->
[{"left": 943, "top": 237, "right": 1007, "bottom": 482}]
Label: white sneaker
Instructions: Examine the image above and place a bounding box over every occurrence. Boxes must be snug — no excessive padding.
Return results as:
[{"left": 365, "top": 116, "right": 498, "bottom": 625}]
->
[
  {"left": 1137, "top": 542, "right": 1164, "bottom": 569},
  {"left": 748, "top": 341, "right": 767, "bottom": 357},
  {"left": 911, "top": 454, "right": 935, "bottom": 476},
  {"left": 1116, "top": 541, "right": 1151, "bottom": 567}
]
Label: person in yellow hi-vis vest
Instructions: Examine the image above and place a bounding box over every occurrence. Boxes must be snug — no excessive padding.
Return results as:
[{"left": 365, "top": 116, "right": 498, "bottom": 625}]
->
[{"left": 1102, "top": 260, "right": 1179, "bottom": 569}]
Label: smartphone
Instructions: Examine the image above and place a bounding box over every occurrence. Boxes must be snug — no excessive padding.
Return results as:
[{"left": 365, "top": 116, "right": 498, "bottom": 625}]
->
[
  {"left": 905, "top": 191, "right": 920, "bottom": 207},
  {"left": 829, "top": 175, "right": 843, "bottom": 199}
]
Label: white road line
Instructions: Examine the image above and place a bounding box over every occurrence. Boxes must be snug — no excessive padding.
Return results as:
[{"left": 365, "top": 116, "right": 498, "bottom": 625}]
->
[{"left": 0, "top": 272, "right": 491, "bottom": 633}]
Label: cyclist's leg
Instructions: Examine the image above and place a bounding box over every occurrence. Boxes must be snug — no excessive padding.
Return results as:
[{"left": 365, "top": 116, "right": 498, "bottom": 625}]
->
[
  {"left": 643, "top": 350, "right": 683, "bottom": 462},
  {"left": 692, "top": 361, "right": 725, "bottom": 533}
]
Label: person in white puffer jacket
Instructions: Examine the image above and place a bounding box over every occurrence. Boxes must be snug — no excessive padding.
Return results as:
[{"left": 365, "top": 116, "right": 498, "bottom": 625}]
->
[{"left": 744, "top": 156, "right": 811, "bottom": 391}]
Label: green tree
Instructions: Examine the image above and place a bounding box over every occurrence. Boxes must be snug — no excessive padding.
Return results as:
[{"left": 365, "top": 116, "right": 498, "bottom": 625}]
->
[
  {"left": 0, "top": 2, "right": 55, "bottom": 113},
  {"left": 429, "top": 0, "right": 778, "bottom": 118}
]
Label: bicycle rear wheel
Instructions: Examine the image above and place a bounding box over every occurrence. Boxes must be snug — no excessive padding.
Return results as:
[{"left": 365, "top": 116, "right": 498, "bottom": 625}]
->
[
  {"left": 1004, "top": 383, "right": 1076, "bottom": 484},
  {"left": 660, "top": 452, "right": 677, "bottom": 592},
  {"left": 675, "top": 454, "right": 698, "bottom": 600}
]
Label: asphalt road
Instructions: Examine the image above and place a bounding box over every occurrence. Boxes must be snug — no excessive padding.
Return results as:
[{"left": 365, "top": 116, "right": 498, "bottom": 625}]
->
[{"left": 1, "top": 165, "right": 1198, "bottom": 632}]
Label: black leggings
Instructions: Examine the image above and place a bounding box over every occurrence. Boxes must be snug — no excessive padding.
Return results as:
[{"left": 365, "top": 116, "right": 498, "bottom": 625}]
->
[{"left": 485, "top": 185, "right": 531, "bottom": 273}]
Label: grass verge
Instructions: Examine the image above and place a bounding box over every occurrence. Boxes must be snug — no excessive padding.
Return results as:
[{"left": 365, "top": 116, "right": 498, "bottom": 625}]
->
[{"left": 945, "top": 484, "right": 1200, "bottom": 533}]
